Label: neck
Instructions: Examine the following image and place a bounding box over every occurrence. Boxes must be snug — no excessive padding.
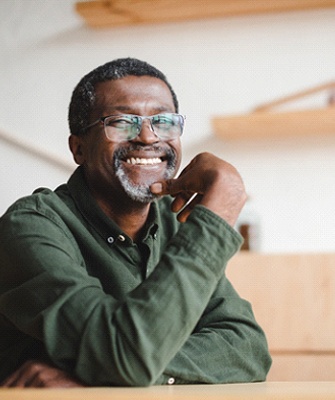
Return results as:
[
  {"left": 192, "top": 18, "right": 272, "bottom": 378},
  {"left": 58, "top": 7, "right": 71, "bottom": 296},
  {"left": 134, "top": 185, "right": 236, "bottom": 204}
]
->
[{"left": 83, "top": 168, "right": 153, "bottom": 241}]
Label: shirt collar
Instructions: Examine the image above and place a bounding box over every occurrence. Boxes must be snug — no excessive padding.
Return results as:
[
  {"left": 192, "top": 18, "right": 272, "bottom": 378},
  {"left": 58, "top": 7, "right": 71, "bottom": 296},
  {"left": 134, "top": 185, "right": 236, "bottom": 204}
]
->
[{"left": 67, "top": 166, "right": 159, "bottom": 245}]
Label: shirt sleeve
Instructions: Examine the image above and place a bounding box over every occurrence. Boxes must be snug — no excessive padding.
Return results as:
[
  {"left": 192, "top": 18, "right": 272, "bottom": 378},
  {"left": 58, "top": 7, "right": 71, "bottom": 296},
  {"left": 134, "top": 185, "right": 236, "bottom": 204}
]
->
[
  {"left": 156, "top": 276, "right": 272, "bottom": 385},
  {"left": 0, "top": 201, "right": 270, "bottom": 386}
]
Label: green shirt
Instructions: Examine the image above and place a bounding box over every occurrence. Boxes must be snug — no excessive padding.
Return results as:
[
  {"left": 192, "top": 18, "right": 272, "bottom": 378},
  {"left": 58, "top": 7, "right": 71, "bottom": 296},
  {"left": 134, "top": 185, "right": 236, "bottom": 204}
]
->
[{"left": 0, "top": 167, "right": 271, "bottom": 386}]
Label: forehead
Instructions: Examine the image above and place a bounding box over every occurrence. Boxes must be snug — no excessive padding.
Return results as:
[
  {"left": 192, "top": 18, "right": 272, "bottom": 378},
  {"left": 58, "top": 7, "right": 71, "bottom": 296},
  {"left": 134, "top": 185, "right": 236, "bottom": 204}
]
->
[{"left": 93, "top": 75, "right": 175, "bottom": 113}]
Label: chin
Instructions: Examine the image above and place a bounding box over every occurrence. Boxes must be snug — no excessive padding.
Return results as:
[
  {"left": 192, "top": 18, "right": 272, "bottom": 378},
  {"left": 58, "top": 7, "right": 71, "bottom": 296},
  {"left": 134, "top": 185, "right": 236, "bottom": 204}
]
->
[
  {"left": 115, "top": 169, "right": 159, "bottom": 204},
  {"left": 115, "top": 156, "right": 177, "bottom": 204},
  {"left": 124, "top": 183, "right": 158, "bottom": 204}
]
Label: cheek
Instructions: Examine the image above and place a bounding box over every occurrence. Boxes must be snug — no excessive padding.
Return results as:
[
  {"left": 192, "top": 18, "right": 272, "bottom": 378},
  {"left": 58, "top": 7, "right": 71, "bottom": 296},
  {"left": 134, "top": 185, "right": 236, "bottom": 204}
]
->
[{"left": 87, "top": 139, "right": 116, "bottom": 161}]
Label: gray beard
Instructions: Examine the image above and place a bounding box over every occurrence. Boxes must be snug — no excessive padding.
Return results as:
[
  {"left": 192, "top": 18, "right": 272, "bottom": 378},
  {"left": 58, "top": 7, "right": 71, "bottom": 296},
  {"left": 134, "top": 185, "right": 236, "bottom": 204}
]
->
[{"left": 114, "top": 145, "right": 178, "bottom": 204}]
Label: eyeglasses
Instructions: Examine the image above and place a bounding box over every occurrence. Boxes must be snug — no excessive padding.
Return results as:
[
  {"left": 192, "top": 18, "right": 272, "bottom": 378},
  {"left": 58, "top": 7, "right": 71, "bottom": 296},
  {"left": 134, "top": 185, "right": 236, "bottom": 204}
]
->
[{"left": 83, "top": 113, "right": 186, "bottom": 142}]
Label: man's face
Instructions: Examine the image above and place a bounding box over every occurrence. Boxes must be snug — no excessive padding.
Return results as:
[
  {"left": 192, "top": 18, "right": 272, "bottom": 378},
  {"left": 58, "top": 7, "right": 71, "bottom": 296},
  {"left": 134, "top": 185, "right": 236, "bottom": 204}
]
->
[{"left": 70, "top": 75, "right": 182, "bottom": 204}]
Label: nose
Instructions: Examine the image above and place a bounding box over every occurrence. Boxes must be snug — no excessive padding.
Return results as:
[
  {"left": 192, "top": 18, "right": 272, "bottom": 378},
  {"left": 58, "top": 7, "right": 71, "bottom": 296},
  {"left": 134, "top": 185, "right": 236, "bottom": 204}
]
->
[{"left": 132, "top": 119, "right": 159, "bottom": 144}]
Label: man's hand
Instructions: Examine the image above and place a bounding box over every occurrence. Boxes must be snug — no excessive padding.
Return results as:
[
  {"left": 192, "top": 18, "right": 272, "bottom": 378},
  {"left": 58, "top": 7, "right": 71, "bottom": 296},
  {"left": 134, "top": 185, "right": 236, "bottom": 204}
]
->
[
  {"left": 0, "top": 360, "right": 85, "bottom": 388},
  {"left": 151, "top": 152, "right": 247, "bottom": 226}
]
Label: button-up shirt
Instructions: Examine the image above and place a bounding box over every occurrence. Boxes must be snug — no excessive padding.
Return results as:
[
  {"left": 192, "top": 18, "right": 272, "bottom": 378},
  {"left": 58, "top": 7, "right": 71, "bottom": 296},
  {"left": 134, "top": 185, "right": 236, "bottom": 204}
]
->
[{"left": 0, "top": 167, "right": 271, "bottom": 386}]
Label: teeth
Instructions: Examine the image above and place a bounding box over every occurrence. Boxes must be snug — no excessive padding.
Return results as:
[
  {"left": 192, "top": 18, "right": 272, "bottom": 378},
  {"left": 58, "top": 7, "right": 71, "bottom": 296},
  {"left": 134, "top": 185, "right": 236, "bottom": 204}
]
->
[{"left": 126, "top": 157, "right": 162, "bottom": 165}]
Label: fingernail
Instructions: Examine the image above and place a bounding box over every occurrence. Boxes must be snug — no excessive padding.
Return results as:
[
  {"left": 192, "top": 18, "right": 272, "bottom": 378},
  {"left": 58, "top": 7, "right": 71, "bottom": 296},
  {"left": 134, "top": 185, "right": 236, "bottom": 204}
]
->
[{"left": 150, "top": 182, "right": 163, "bottom": 194}]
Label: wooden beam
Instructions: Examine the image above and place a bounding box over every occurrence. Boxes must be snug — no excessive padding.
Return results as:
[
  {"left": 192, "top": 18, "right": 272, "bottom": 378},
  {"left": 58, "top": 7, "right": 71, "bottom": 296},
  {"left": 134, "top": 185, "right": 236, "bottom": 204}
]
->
[
  {"left": 75, "top": 0, "right": 335, "bottom": 28},
  {"left": 0, "top": 130, "right": 74, "bottom": 172}
]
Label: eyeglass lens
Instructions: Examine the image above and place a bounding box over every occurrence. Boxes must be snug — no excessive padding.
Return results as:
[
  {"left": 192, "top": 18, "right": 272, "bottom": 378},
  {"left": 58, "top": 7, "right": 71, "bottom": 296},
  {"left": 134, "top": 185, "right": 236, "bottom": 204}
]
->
[{"left": 104, "top": 113, "right": 184, "bottom": 142}]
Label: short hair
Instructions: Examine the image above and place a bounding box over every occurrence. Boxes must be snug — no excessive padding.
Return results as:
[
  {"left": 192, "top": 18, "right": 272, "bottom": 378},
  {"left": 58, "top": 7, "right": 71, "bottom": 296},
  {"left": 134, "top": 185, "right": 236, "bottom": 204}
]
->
[{"left": 68, "top": 58, "right": 179, "bottom": 136}]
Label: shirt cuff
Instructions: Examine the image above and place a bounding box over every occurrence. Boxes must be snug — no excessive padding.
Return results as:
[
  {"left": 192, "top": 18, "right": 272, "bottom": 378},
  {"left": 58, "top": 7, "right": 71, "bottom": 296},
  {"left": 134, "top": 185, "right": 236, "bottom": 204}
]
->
[{"left": 171, "top": 204, "right": 243, "bottom": 278}]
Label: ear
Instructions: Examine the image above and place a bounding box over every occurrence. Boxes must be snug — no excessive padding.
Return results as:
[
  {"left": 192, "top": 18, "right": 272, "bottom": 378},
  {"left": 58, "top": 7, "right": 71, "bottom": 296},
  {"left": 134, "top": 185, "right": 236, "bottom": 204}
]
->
[{"left": 69, "top": 135, "right": 86, "bottom": 165}]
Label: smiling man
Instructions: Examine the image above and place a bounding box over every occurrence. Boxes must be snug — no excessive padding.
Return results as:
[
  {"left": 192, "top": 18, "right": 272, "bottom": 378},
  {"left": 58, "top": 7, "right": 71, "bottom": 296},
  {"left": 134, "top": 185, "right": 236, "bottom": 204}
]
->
[{"left": 0, "top": 58, "right": 271, "bottom": 387}]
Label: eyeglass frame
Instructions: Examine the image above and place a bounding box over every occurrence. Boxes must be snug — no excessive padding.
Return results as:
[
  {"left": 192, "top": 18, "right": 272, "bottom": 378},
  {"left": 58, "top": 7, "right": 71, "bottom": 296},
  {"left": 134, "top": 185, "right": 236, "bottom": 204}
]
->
[{"left": 82, "top": 113, "right": 186, "bottom": 142}]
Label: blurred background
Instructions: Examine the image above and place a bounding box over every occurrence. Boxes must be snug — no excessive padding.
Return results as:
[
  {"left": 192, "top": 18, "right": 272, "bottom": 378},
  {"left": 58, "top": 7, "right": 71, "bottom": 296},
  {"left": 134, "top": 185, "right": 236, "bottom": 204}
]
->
[{"left": 1, "top": 0, "right": 335, "bottom": 253}]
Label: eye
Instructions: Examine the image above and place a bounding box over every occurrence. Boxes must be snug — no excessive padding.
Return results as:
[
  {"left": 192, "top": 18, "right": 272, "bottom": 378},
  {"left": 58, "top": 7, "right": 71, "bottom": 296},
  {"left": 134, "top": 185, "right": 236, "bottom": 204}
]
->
[
  {"left": 105, "top": 116, "right": 133, "bottom": 129},
  {"left": 104, "top": 116, "right": 140, "bottom": 136},
  {"left": 152, "top": 114, "right": 175, "bottom": 129}
]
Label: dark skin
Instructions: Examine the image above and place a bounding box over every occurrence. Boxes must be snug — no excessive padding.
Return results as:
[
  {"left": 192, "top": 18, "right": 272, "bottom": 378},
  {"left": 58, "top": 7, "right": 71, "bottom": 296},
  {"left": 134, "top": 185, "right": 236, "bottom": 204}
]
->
[
  {"left": 0, "top": 360, "right": 84, "bottom": 388},
  {"left": 1, "top": 75, "right": 246, "bottom": 387}
]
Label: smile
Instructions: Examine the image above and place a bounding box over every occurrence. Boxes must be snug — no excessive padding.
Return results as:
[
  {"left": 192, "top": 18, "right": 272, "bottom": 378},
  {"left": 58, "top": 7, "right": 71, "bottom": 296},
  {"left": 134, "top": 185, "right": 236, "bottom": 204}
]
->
[{"left": 126, "top": 157, "right": 162, "bottom": 165}]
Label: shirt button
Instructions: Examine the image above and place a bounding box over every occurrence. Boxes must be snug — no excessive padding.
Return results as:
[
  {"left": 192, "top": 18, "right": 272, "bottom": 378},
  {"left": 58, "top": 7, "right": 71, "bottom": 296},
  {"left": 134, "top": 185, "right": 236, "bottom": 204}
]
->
[
  {"left": 153, "top": 233, "right": 158, "bottom": 240},
  {"left": 167, "top": 377, "right": 175, "bottom": 385},
  {"left": 107, "top": 236, "right": 114, "bottom": 244},
  {"left": 118, "top": 235, "right": 126, "bottom": 242}
]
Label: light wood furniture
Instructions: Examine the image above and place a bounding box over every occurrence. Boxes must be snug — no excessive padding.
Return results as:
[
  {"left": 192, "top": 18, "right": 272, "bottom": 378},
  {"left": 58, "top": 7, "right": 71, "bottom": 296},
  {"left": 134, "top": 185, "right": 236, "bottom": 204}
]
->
[
  {"left": 227, "top": 252, "right": 335, "bottom": 381},
  {"left": 75, "top": 0, "right": 335, "bottom": 28},
  {"left": 212, "top": 81, "right": 335, "bottom": 140},
  {"left": 212, "top": 106, "right": 335, "bottom": 140},
  {"left": 1, "top": 382, "right": 335, "bottom": 399}
]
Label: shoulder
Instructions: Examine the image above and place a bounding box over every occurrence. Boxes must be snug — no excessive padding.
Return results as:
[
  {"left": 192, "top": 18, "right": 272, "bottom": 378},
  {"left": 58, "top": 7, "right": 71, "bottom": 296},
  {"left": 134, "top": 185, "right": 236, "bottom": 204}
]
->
[
  {"left": 0, "top": 184, "right": 73, "bottom": 234},
  {"left": 2, "top": 187, "right": 54, "bottom": 214}
]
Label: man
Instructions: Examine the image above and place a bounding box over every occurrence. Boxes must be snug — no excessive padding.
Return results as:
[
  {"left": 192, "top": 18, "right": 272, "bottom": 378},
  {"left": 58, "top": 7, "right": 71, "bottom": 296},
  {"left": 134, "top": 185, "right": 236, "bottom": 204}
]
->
[{"left": 0, "top": 58, "right": 271, "bottom": 387}]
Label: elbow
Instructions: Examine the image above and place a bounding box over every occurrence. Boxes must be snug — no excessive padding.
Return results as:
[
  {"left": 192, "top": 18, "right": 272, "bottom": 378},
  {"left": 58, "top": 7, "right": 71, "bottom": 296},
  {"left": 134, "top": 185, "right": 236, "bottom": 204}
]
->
[
  {"left": 251, "top": 353, "right": 272, "bottom": 382},
  {"left": 258, "top": 350, "right": 272, "bottom": 381},
  {"left": 229, "top": 332, "right": 272, "bottom": 383},
  {"left": 231, "top": 350, "right": 272, "bottom": 384},
  {"left": 113, "top": 353, "right": 163, "bottom": 387},
  {"left": 108, "top": 358, "right": 163, "bottom": 387},
  {"left": 246, "top": 340, "right": 273, "bottom": 382}
]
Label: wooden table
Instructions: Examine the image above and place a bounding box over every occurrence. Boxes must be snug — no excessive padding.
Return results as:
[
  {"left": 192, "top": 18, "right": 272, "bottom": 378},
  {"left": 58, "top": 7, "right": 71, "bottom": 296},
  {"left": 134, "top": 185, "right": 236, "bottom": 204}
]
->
[{"left": 1, "top": 382, "right": 335, "bottom": 400}]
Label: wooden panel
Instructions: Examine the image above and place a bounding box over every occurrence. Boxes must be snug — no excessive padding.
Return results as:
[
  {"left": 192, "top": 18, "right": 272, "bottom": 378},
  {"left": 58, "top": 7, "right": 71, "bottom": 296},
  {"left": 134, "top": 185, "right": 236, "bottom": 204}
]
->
[
  {"left": 212, "top": 107, "right": 335, "bottom": 140},
  {"left": 268, "top": 354, "right": 335, "bottom": 381},
  {"left": 227, "top": 253, "right": 335, "bottom": 381},
  {"left": 226, "top": 253, "right": 335, "bottom": 351},
  {"left": 75, "top": 0, "right": 335, "bottom": 28}
]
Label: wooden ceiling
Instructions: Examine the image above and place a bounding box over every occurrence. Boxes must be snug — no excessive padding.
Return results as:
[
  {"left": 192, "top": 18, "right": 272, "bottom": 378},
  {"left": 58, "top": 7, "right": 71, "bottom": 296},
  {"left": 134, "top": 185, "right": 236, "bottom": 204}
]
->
[{"left": 76, "top": 0, "right": 335, "bottom": 28}]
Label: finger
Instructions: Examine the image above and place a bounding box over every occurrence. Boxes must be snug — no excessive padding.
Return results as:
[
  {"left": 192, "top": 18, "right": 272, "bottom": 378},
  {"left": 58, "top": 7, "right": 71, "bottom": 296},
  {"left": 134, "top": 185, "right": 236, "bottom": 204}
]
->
[
  {"left": 150, "top": 179, "right": 178, "bottom": 196},
  {"left": 151, "top": 173, "right": 198, "bottom": 197},
  {"left": 25, "top": 374, "right": 43, "bottom": 388},
  {"left": 0, "top": 375, "right": 12, "bottom": 387},
  {"left": 51, "top": 370, "right": 85, "bottom": 388},
  {"left": 0, "top": 365, "right": 29, "bottom": 387},
  {"left": 176, "top": 194, "right": 202, "bottom": 223},
  {"left": 171, "top": 191, "right": 195, "bottom": 213},
  {"left": 0, "top": 376, "right": 14, "bottom": 387},
  {"left": 1, "top": 361, "right": 47, "bottom": 388},
  {"left": 2, "top": 374, "right": 31, "bottom": 388}
]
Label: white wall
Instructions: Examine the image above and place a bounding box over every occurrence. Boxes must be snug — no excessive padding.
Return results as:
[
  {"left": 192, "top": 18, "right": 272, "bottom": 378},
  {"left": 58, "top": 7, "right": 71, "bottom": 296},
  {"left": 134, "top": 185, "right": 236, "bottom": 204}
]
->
[{"left": 1, "top": 0, "right": 334, "bottom": 253}]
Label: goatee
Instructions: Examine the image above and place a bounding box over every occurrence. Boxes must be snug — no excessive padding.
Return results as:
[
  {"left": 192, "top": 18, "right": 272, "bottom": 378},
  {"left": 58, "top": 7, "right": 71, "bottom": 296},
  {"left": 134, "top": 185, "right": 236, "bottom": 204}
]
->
[{"left": 113, "top": 144, "right": 178, "bottom": 203}]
